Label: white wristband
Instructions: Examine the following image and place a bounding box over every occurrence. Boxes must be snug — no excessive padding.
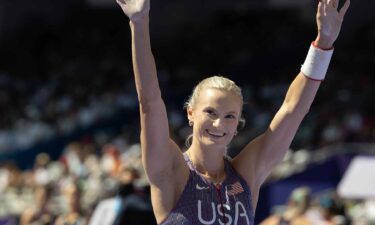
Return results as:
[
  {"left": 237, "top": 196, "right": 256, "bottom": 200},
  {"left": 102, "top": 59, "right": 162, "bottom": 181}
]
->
[{"left": 301, "top": 43, "right": 334, "bottom": 81}]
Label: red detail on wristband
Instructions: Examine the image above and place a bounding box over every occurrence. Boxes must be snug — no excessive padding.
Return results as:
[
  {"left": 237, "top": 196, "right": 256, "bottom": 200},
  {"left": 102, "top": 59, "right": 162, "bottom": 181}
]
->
[
  {"left": 302, "top": 72, "right": 324, "bottom": 82},
  {"left": 312, "top": 41, "right": 334, "bottom": 51}
]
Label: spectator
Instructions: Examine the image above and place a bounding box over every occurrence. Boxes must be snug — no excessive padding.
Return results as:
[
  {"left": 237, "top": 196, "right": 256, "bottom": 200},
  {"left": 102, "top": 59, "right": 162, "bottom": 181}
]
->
[
  {"left": 260, "top": 187, "right": 312, "bottom": 225},
  {"left": 20, "top": 185, "right": 55, "bottom": 225}
]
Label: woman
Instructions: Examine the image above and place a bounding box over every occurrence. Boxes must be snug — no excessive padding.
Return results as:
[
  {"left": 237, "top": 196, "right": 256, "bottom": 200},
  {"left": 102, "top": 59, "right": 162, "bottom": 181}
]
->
[{"left": 115, "top": 0, "right": 350, "bottom": 224}]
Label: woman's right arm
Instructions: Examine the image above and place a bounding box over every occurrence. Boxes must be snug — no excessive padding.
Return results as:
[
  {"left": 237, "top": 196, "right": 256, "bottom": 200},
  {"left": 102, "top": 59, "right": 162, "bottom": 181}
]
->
[{"left": 116, "top": 0, "right": 188, "bottom": 209}]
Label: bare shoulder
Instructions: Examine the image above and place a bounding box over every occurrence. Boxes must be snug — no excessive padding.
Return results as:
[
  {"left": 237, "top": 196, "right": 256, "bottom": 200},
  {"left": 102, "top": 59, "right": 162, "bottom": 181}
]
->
[
  {"left": 231, "top": 136, "right": 267, "bottom": 209},
  {"left": 149, "top": 142, "right": 190, "bottom": 224},
  {"left": 232, "top": 135, "right": 264, "bottom": 190}
]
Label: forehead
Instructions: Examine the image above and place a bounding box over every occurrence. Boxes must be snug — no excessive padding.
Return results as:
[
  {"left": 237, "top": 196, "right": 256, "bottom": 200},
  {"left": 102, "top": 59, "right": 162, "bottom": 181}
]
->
[{"left": 196, "top": 88, "right": 242, "bottom": 112}]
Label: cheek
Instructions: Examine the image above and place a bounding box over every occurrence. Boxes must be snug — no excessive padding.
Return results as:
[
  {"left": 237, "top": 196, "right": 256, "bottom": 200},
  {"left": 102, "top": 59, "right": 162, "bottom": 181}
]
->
[
  {"left": 196, "top": 115, "right": 210, "bottom": 126},
  {"left": 196, "top": 121, "right": 209, "bottom": 133},
  {"left": 228, "top": 120, "right": 239, "bottom": 130},
  {"left": 194, "top": 118, "right": 213, "bottom": 136}
]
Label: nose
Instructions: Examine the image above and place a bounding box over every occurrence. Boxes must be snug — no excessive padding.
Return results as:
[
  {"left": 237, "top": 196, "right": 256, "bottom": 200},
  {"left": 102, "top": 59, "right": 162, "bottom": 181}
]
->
[{"left": 212, "top": 118, "right": 223, "bottom": 128}]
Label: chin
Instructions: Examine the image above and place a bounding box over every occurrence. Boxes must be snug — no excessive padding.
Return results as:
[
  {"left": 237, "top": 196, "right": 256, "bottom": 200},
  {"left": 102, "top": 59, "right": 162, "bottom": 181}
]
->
[{"left": 202, "top": 138, "right": 229, "bottom": 149}]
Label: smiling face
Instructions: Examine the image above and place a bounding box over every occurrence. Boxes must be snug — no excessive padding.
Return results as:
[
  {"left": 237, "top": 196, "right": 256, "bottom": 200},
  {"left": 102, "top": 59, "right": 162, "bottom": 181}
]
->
[{"left": 188, "top": 88, "right": 242, "bottom": 150}]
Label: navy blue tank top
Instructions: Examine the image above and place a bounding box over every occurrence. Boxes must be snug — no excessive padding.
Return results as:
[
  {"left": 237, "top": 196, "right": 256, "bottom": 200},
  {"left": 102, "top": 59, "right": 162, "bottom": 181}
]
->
[{"left": 160, "top": 153, "right": 254, "bottom": 225}]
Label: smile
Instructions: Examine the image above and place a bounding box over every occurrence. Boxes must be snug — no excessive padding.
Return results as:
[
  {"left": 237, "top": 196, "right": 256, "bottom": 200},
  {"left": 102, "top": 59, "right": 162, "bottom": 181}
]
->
[{"left": 206, "top": 130, "right": 226, "bottom": 138}]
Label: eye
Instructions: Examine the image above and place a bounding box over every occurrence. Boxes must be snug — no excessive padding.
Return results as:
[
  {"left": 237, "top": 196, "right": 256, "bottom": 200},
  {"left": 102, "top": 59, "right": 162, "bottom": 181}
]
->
[
  {"left": 204, "top": 109, "right": 216, "bottom": 116},
  {"left": 225, "top": 114, "right": 236, "bottom": 119}
]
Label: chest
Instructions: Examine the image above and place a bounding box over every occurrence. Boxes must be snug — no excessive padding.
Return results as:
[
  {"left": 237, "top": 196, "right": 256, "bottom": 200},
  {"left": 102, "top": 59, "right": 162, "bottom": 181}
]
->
[{"left": 179, "top": 175, "right": 254, "bottom": 225}]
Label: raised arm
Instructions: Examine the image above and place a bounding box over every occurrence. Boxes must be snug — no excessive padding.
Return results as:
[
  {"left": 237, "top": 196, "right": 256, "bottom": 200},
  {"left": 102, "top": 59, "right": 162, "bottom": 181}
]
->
[
  {"left": 116, "top": 0, "right": 186, "bottom": 185},
  {"left": 233, "top": 0, "right": 350, "bottom": 205}
]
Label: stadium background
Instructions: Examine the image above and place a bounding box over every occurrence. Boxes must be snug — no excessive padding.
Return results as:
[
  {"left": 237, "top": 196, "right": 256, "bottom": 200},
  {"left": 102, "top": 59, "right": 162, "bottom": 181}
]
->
[{"left": 0, "top": 0, "right": 374, "bottom": 224}]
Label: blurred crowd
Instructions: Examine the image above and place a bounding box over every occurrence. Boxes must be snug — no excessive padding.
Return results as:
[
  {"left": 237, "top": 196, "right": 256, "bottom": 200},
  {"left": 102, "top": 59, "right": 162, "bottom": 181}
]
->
[
  {"left": 0, "top": 141, "right": 156, "bottom": 225},
  {"left": 0, "top": 5, "right": 374, "bottom": 225},
  {"left": 259, "top": 187, "right": 375, "bottom": 225},
  {"left": 1, "top": 143, "right": 374, "bottom": 225}
]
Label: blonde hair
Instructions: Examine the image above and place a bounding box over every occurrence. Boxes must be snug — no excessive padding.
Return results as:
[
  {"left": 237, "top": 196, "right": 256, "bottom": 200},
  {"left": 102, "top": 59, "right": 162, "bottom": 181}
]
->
[
  {"left": 184, "top": 75, "right": 245, "bottom": 147},
  {"left": 184, "top": 75, "right": 243, "bottom": 109}
]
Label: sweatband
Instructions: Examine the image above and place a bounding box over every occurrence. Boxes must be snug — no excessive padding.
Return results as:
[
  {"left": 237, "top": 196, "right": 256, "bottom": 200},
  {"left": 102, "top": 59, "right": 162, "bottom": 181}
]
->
[{"left": 301, "top": 42, "right": 334, "bottom": 81}]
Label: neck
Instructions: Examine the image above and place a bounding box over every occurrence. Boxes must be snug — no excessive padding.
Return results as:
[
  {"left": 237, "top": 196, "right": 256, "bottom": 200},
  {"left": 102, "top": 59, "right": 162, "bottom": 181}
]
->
[{"left": 187, "top": 145, "right": 226, "bottom": 183}]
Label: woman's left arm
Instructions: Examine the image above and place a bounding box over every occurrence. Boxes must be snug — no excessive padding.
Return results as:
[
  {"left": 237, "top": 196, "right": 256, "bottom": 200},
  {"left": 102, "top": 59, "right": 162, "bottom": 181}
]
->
[{"left": 233, "top": 0, "right": 350, "bottom": 201}]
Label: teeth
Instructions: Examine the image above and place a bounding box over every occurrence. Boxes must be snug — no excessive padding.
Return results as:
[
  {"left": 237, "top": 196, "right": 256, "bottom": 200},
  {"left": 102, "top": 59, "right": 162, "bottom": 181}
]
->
[{"left": 207, "top": 130, "right": 225, "bottom": 137}]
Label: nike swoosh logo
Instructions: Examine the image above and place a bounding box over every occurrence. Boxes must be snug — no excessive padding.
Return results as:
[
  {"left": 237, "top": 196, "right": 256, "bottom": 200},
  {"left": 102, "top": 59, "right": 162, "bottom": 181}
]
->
[{"left": 196, "top": 184, "right": 210, "bottom": 190}]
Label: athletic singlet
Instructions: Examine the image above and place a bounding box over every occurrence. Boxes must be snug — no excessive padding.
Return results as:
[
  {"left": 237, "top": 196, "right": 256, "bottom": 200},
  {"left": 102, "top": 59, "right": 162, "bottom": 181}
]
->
[{"left": 159, "top": 153, "right": 254, "bottom": 225}]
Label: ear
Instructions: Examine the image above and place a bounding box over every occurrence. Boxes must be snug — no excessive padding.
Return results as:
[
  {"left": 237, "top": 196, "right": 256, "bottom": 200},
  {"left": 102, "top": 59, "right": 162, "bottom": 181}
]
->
[
  {"left": 187, "top": 105, "right": 194, "bottom": 122},
  {"left": 237, "top": 117, "right": 246, "bottom": 130}
]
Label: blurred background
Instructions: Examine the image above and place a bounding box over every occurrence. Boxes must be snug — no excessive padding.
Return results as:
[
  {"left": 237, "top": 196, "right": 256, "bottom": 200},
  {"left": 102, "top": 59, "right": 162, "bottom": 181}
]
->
[{"left": 0, "top": 0, "right": 374, "bottom": 224}]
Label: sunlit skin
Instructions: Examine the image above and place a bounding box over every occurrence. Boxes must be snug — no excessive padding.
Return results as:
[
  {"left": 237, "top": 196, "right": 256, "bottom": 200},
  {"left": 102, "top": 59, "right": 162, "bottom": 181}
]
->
[
  {"left": 116, "top": 0, "right": 350, "bottom": 223},
  {"left": 189, "top": 88, "right": 242, "bottom": 149},
  {"left": 186, "top": 88, "right": 242, "bottom": 183}
]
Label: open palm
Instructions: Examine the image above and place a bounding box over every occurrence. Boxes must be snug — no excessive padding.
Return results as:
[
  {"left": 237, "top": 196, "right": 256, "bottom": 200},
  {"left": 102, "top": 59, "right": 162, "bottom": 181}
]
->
[
  {"left": 116, "top": 0, "right": 150, "bottom": 21},
  {"left": 316, "top": 0, "right": 350, "bottom": 45}
]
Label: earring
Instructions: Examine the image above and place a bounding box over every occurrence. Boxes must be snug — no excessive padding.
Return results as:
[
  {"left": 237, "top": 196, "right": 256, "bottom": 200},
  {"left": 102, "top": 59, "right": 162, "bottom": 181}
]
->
[
  {"left": 189, "top": 121, "right": 193, "bottom": 126},
  {"left": 234, "top": 130, "right": 238, "bottom": 136}
]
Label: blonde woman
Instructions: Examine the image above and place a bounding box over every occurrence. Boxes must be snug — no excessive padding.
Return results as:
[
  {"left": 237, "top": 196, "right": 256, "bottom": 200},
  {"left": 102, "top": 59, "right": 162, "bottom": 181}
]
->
[{"left": 115, "top": 0, "right": 350, "bottom": 224}]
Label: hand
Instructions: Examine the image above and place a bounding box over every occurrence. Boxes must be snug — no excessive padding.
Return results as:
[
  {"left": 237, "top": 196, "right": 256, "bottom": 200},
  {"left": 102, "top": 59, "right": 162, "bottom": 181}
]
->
[
  {"left": 116, "top": 0, "right": 150, "bottom": 22},
  {"left": 315, "top": 0, "right": 350, "bottom": 49}
]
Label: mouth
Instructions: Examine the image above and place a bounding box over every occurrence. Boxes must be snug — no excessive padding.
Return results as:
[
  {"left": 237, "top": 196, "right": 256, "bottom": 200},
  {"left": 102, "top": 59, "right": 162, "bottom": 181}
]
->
[{"left": 206, "top": 129, "right": 226, "bottom": 138}]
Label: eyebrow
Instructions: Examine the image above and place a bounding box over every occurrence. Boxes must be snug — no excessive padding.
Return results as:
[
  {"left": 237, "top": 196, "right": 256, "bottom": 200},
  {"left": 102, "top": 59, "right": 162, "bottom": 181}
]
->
[
  {"left": 227, "top": 111, "right": 238, "bottom": 114},
  {"left": 203, "top": 107, "right": 239, "bottom": 115}
]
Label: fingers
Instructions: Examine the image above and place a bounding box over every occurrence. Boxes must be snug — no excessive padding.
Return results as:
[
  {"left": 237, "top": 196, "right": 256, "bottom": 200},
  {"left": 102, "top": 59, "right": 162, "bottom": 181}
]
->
[
  {"left": 117, "top": 0, "right": 129, "bottom": 5},
  {"left": 317, "top": 0, "right": 325, "bottom": 14},
  {"left": 321, "top": 0, "right": 328, "bottom": 16},
  {"left": 339, "top": 0, "right": 350, "bottom": 18},
  {"left": 116, "top": 0, "right": 126, "bottom": 4},
  {"left": 329, "top": 0, "right": 338, "bottom": 9}
]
